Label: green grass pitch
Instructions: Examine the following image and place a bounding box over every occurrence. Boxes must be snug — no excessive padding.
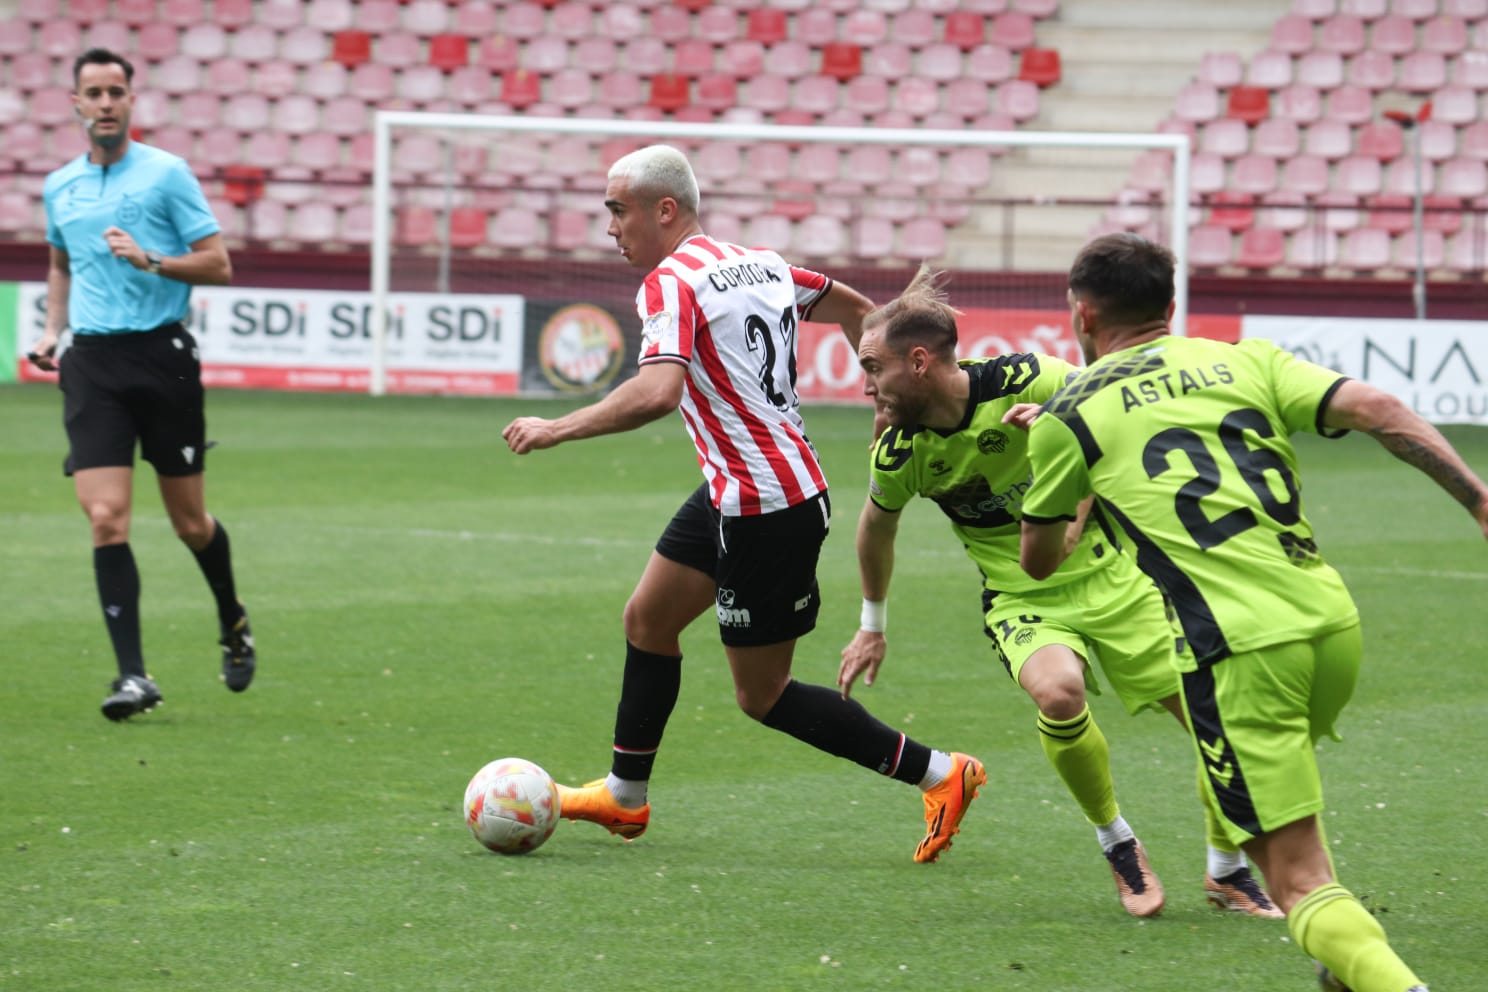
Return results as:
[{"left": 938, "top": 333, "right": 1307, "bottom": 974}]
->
[{"left": 3, "top": 382, "right": 1485, "bottom": 991}]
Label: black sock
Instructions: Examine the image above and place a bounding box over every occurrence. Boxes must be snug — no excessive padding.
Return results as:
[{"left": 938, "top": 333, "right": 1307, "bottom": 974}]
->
[
  {"left": 94, "top": 543, "right": 145, "bottom": 679},
  {"left": 609, "top": 642, "right": 683, "bottom": 781},
  {"left": 761, "top": 680, "right": 932, "bottom": 785},
  {"left": 191, "top": 520, "right": 242, "bottom": 628}
]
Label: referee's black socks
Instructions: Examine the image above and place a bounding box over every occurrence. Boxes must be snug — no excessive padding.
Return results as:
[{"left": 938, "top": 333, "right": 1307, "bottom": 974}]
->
[
  {"left": 191, "top": 519, "right": 243, "bottom": 629},
  {"left": 94, "top": 542, "right": 146, "bottom": 679}
]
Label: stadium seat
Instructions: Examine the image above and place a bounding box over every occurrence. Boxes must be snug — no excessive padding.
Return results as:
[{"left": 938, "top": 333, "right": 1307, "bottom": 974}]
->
[
  {"left": 503, "top": 2, "right": 547, "bottom": 40},
  {"left": 1190, "top": 152, "right": 1227, "bottom": 195},
  {"left": 1288, "top": 227, "right": 1339, "bottom": 267},
  {"left": 243, "top": 130, "right": 290, "bottom": 170},
  {"left": 288, "top": 201, "right": 338, "bottom": 244},
  {"left": 1420, "top": 194, "right": 1465, "bottom": 234},
  {"left": 1247, "top": 50, "right": 1295, "bottom": 89},
  {"left": 1389, "top": 0, "right": 1438, "bottom": 18},
  {"left": 1338, "top": 226, "right": 1392, "bottom": 268},
  {"left": 147, "top": 124, "right": 193, "bottom": 160},
  {"left": 966, "top": 44, "right": 1015, "bottom": 83},
  {"left": 396, "top": 65, "right": 444, "bottom": 104},
  {"left": 349, "top": 63, "right": 395, "bottom": 103},
  {"left": 1019, "top": 48, "right": 1061, "bottom": 86},
  {"left": 671, "top": 39, "right": 714, "bottom": 78},
  {"left": 252, "top": 60, "right": 298, "bottom": 100},
  {"left": 696, "top": 6, "right": 740, "bottom": 44},
  {"left": 918, "top": 43, "right": 966, "bottom": 83},
  {"left": 746, "top": 8, "right": 787, "bottom": 44},
  {"left": 475, "top": 36, "right": 519, "bottom": 75},
  {"left": 1365, "top": 192, "right": 1416, "bottom": 231},
  {"left": 1398, "top": 51, "right": 1448, "bottom": 92},
  {"left": 1200, "top": 118, "right": 1250, "bottom": 158},
  {"left": 1253, "top": 118, "right": 1301, "bottom": 158},
  {"left": 1370, "top": 14, "right": 1417, "bottom": 55},
  {"left": 1226, "top": 86, "right": 1270, "bottom": 124},
  {"left": 989, "top": 12, "right": 1035, "bottom": 50},
  {"left": 1281, "top": 92, "right": 1341, "bottom": 132},
  {"left": 643, "top": 74, "right": 687, "bottom": 113},
  {"left": 1174, "top": 82, "right": 1220, "bottom": 122},
  {"left": 1198, "top": 51, "right": 1244, "bottom": 89},
  {"left": 396, "top": 205, "right": 437, "bottom": 247},
  {"left": 501, "top": 70, "right": 542, "bottom": 109},
  {"left": 176, "top": 92, "right": 220, "bottom": 130},
  {"left": 1346, "top": 50, "right": 1396, "bottom": 89},
  {"left": 1296, "top": 51, "right": 1344, "bottom": 89},
  {"left": 1439, "top": 157, "right": 1488, "bottom": 197},
  {"left": 1014, "top": 0, "right": 1061, "bottom": 16},
  {"left": 866, "top": 43, "right": 914, "bottom": 78},
  {"left": 448, "top": 207, "right": 488, "bottom": 248},
  {"left": 84, "top": 20, "right": 132, "bottom": 54},
  {"left": 898, "top": 217, "right": 948, "bottom": 258},
  {"left": 1431, "top": 85, "right": 1481, "bottom": 124},
  {"left": 1355, "top": 120, "right": 1404, "bottom": 159},
  {"left": 291, "top": 132, "right": 341, "bottom": 172},
  {"left": 332, "top": 31, "right": 373, "bottom": 68},
  {"left": 114, "top": 0, "right": 160, "bottom": 26},
  {"left": 796, "top": 214, "right": 848, "bottom": 257},
  {"left": 821, "top": 44, "right": 864, "bottom": 81},
  {"left": 274, "top": 95, "right": 322, "bottom": 137},
  {"left": 453, "top": 1, "right": 498, "bottom": 35},
  {"left": 222, "top": 165, "right": 266, "bottom": 207},
  {"left": 1392, "top": 230, "right": 1446, "bottom": 270},
  {"left": 1422, "top": 15, "right": 1469, "bottom": 54},
  {"left": 306, "top": 0, "right": 353, "bottom": 32},
  {"left": 1417, "top": 121, "right": 1457, "bottom": 162},
  {"left": 302, "top": 62, "right": 348, "bottom": 101},
  {"left": 1444, "top": 0, "right": 1488, "bottom": 16},
  {"left": 229, "top": 24, "right": 277, "bottom": 64},
  {"left": 745, "top": 213, "right": 793, "bottom": 252},
  {"left": 796, "top": 8, "right": 839, "bottom": 46},
  {"left": 1280, "top": 154, "right": 1331, "bottom": 195},
  {"left": 890, "top": 9, "right": 938, "bottom": 48},
  {"left": 1319, "top": 14, "right": 1367, "bottom": 53},
  {"left": 1324, "top": 84, "right": 1375, "bottom": 124},
  {"left": 852, "top": 216, "right": 896, "bottom": 260},
  {"left": 255, "top": 0, "right": 302, "bottom": 30},
  {"left": 944, "top": 11, "right": 987, "bottom": 48},
  {"left": 151, "top": 56, "right": 200, "bottom": 95},
  {"left": 1259, "top": 190, "right": 1309, "bottom": 231},
  {"left": 766, "top": 41, "right": 813, "bottom": 80},
  {"left": 1336, "top": 154, "right": 1384, "bottom": 194},
  {"left": 429, "top": 34, "right": 469, "bottom": 72},
  {"left": 134, "top": 23, "right": 179, "bottom": 62},
  {"left": 37, "top": 20, "right": 79, "bottom": 58},
  {"left": 1232, "top": 154, "right": 1278, "bottom": 194},
  {"left": 338, "top": 203, "right": 372, "bottom": 246},
  {"left": 1206, "top": 190, "right": 1256, "bottom": 230},
  {"left": 1270, "top": 15, "right": 1317, "bottom": 55},
  {"left": 1236, "top": 226, "right": 1286, "bottom": 267},
  {"left": 1460, "top": 120, "right": 1488, "bottom": 160},
  {"left": 1313, "top": 190, "right": 1361, "bottom": 231},
  {"left": 894, "top": 76, "right": 940, "bottom": 118},
  {"left": 7, "top": 53, "right": 58, "bottom": 90},
  {"left": 1445, "top": 228, "right": 1485, "bottom": 271},
  {"left": 843, "top": 10, "right": 890, "bottom": 45}
]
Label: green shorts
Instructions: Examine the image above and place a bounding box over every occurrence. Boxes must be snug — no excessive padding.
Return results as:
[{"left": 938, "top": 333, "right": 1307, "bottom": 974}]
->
[
  {"left": 1181, "top": 622, "right": 1362, "bottom": 846},
  {"left": 982, "top": 556, "right": 1186, "bottom": 716}
]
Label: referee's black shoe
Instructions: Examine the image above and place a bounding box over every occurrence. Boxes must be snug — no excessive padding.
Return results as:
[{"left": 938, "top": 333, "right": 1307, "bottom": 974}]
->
[
  {"left": 220, "top": 609, "right": 256, "bottom": 693},
  {"left": 102, "top": 675, "right": 163, "bottom": 721}
]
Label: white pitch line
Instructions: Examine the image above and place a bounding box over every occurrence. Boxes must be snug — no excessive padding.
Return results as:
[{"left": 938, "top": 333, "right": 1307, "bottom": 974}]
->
[{"left": 1344, "top": 565, "right": 1488, "bottom": 582}]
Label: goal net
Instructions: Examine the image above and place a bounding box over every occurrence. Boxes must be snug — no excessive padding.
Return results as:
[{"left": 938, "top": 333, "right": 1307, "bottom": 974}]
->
[{"left": 369, "top": 113, "right": 1191, "bottom": 398}]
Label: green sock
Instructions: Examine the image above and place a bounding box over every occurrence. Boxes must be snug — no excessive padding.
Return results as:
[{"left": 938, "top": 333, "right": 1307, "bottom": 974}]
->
[
  {"left": 1289, "top": 883, "right": 1423, "bottom": 992},
  {"left": 1038, "top": 705, "right": 1119, "bottom": 826}
]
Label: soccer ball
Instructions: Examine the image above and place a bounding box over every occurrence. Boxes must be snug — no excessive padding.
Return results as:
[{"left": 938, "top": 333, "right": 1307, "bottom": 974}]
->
[{"left": 463, "top": 757, "right": 560, "bottom": 855}]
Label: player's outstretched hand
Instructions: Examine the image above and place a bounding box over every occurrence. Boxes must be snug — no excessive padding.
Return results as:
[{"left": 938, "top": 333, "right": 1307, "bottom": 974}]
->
[
  {"left": 502, "top": 417, "right": 560, "bottom": 454},
  {"left": 1001, "top": 402, "right": 1042, "bottom": 431},
  {"left": 839, "top": 629, "right": 887, "bottom": 699}
]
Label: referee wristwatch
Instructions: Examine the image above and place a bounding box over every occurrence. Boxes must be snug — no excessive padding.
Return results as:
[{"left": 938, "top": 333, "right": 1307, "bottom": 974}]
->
[{"left": 145, "top": 251, "right": 163, "bottom": 275}]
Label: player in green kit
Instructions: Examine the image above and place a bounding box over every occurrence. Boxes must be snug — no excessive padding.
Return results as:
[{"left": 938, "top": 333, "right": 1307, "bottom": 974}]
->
[
  {"left": 1021, "top": 233, "right": 1488, "bottom": 992},
  {"left": 840, "top": 267, "right": 1281, "bottom": 918}
]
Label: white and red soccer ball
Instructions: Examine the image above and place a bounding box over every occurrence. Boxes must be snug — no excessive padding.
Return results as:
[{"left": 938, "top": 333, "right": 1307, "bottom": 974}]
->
[{"left": 463, "top": 757, "right": 559, "bottom": 855}]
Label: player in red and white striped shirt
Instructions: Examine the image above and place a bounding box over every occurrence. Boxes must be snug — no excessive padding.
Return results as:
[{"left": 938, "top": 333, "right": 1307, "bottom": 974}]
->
[{"left": 503, "top": 145, "right": 984, "bottom": 860}]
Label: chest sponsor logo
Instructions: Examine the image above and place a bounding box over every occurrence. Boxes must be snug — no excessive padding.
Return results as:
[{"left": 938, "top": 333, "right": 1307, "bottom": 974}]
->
[{"left": 976, "top": 429, "right": 1009, "bottom": 455}]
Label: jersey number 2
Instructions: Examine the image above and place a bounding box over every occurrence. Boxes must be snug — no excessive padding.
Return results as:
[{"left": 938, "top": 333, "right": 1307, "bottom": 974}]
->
[
  {"left": 745, "top": 307, "right": 799, "bottom": 412},
  {"left": 1142, "top": 408, "right": 1300, "bottom": 550}
]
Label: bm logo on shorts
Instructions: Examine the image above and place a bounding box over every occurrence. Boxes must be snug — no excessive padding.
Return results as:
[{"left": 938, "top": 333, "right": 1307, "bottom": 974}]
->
[{"left": 716, "top": 588, "right": 751, "bottom": 627}]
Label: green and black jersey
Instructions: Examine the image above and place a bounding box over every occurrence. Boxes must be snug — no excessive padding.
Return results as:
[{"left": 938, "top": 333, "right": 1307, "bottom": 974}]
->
[
  {"left": 869, "top": 353, "right": 1113, "bottom": 595},
  {"left": 1024, "top": 335, "right": 1358, "bottom": 669}
]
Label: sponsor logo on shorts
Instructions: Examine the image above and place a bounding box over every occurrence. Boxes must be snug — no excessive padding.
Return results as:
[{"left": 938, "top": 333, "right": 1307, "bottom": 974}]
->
[
  {"left": 1014, "top": 628, "right": 1036, "bottom": 646},
  {"left": 794, "top": 595, "right": 810, "bottom": 612},
  {"left": 717, "top": 587, "right": 751, "bottom": 627},
  {"left": 929, "top": 458, "right": 952, "bottom": 476},
  {"left": 181, "top": 446, "right": 195, "bottom": 464}
]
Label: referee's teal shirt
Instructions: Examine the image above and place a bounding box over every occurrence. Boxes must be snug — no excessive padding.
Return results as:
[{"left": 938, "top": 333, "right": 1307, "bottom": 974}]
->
[{"left": 44, "top": 141, "right": 220, "bottom": 336}]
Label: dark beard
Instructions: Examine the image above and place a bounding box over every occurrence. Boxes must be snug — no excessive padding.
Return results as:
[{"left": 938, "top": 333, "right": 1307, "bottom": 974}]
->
[{"left": 94, "top": 131, "right": 125, "bottom": 151}]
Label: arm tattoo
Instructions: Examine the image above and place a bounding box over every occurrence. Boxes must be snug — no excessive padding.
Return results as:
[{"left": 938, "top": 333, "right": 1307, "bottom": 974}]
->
[{"left": 1370, "top": 429, "right": 1485, "bottom": 514}]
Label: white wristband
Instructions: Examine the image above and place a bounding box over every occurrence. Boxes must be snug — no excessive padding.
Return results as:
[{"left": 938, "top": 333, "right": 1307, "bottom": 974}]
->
[{"left": 860, "top": 598, "right": 887, "bottom": 633}]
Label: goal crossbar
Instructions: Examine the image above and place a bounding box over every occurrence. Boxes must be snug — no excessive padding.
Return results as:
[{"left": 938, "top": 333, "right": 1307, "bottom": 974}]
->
[{"left": 370, "top": 111, "right": 1192, "bottom": 396}]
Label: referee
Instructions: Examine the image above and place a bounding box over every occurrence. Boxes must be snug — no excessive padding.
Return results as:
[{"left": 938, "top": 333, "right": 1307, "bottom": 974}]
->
[{"left": 28, "top": 49, "right": 255, "bottom": 721}]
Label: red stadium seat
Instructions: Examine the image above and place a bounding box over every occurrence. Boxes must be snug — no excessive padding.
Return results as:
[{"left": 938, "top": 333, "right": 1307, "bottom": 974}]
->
[
  {"left": 648, "top": 74, "right": 690, "bottom": 113},
  {"left": 429, "top": 34, "right": 468, "bottom": 71},
  {"left": 1226, "top": 86, "right": 1270, "bottom": 124},
  {"left": 222, "top": 165, "right": 266, "bottom": 207},
  {"left": 1206, "top": 190, "right": 1257, "bottom": 230},
  {"left": 821, "top": 44, "right": 864, "bottom": 81},
  {"left": 332, "top": 31, "right": 372, "bottom": 68},
  {"left": 1019, "top": 47, "right": 1061, "bottom": 86},
  {"left": 501, "top": 69, "right": 542, "bottom": 109},
  {"left": 447, "top": 207, "right": 488, "bottom": 249},
  {"left": 745, "top": 8, "right": 787, "bottom": 45}
]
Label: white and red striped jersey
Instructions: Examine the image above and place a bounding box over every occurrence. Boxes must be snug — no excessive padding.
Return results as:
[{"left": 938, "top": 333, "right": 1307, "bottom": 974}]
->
[{"left": 635, "top": 234, "right": 833, "bottom": 516}]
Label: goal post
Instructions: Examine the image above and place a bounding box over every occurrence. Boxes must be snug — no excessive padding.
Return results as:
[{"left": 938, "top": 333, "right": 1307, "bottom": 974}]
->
[{"left": 369, "top": 112, "right": 1191, "bottom": 397}]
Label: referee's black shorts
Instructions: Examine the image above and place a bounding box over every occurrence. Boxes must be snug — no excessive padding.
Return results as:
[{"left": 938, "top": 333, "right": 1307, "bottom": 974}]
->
[
  {"left": 58, "top": 323, "right": 207, "bottom": 477},
  {"left": 655, "top": 483, "right": 831, "bottom": 647}
]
